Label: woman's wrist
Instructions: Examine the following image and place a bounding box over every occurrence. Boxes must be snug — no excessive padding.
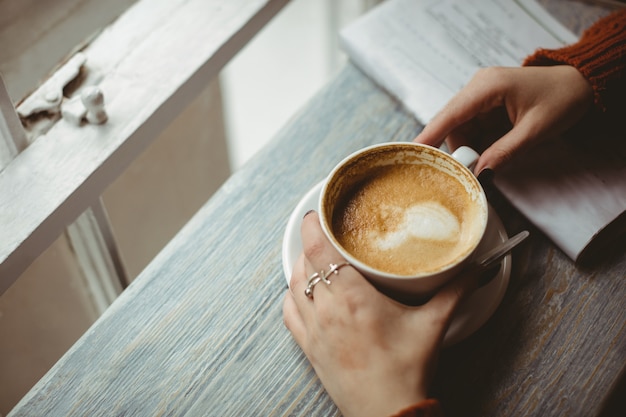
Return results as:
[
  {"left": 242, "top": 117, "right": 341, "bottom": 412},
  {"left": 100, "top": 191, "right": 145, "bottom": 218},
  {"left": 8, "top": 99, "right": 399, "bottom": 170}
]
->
[
  {"left": 523, "top": 10, "right": 626, "bottom": 111},
  {"left": 388, "top": 398, "right": 444, "bottom": 417},
  {"left": 335, "top": 385, "right": 428, "bottom": 417}
]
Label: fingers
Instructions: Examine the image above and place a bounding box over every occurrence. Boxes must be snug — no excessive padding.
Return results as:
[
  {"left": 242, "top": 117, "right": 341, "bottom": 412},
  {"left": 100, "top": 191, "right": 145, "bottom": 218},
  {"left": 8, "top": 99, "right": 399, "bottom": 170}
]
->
[
  {"left": 283, "top": 291, "right": 307, "bottom": 349},
  {"left": 283, "top": 252, "right": 309, "bottom": 352},
  {"left": 285, "top": 212, "right": 360, "bottom": 324},
  {"left": 416, "top": 66, "right": 594, "bottom": 175},
  {"left": 299, "top": 212, "right": 363, "bottom": 292},
  {"left": 284, "top": 211, "right": 367, "bottom": 350},
  {"left": 415, "top": 67, "right": 532, "bottom": 174},
  {"left": 415, "top": 68, "right": 504, "bottom": 149},
  {"left": 421, "top": 100, "right": 537, "bottom": 175},
  {"left": 288, "top": 253, "right": 312, "bottom": 308},
  {"left": 445, "top": 123, "right": 477, "bottom": 153},
  {"left": 284, "top": 253, "right": 316, "bottom": 352},
  {"left": 286, "top": 210, "right": 339, "bottom": 305},
  {"left": 473, "top": 113, "right": 541, "bottom": 173},
  {"left": 300, "top": 211, "right": 345, "bottom": 270}
]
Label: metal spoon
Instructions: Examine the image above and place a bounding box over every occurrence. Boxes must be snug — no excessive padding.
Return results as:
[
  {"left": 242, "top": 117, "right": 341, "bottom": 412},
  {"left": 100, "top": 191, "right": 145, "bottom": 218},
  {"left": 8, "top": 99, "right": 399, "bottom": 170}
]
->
[{"left": 471, "top": 230, "right": 530, "bottom": 271}]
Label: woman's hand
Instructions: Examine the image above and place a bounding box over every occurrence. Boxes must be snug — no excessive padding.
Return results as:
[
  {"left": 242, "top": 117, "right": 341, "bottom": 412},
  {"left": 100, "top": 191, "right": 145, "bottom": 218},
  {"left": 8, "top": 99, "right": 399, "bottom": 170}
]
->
[
  {"left": 283, "top": 212, "right": 483, "bottom": 417},
  {"left": 414, "top": 65, "right": 594, "bottom": 174}
]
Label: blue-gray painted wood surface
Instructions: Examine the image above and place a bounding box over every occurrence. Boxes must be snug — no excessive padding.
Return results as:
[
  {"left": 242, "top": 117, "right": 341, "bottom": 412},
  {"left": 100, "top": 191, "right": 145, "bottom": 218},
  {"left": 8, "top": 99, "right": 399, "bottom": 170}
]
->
[
  {"left": 9, "top": 2, "right": 626, "bottom": 416},
  {"left": 9, "top": 65, "right": 423, "bottom": 417}
]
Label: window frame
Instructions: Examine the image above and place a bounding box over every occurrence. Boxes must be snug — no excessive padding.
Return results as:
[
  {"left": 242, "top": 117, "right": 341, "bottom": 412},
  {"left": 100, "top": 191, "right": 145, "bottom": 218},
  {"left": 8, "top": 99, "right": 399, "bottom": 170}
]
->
[
  {"left": 0, "top": 76, "right": 27, "bottom": 171},
  {"left": 0, "top": 0, "right": 288, "bottom": 294}
]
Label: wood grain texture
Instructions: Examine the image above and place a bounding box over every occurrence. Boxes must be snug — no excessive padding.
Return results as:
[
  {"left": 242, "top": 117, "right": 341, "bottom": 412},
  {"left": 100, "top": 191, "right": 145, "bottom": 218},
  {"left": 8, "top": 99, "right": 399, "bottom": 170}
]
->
[
  {"left": 8, "top": 64, "right": 422, "bottom": 416},
  {"left": 10, "top": 62, "right": 626, "bottom": 417},
  {"left": 433, "top": 187, "right": 626, "bottom": 417},
  {"left": 9, "top": 1, "right": 626, "bottom": 416}
]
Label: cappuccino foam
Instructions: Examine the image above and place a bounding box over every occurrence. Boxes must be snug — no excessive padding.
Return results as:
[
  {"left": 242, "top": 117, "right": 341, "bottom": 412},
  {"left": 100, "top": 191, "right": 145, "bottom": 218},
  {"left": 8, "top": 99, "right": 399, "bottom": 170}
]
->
[
  {"left": 371, "top": 201, "right": 460, "bottom": 250},
  {"left": 332, "top": 163, "right": 479, "bottom": 275}
]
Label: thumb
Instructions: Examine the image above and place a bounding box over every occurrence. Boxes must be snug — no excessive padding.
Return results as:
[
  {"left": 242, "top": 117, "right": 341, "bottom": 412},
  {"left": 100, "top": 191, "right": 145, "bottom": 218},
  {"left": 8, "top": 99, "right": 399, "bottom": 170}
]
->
[{"left": 474, "top": 117, "right": 541, "bottom": 174}]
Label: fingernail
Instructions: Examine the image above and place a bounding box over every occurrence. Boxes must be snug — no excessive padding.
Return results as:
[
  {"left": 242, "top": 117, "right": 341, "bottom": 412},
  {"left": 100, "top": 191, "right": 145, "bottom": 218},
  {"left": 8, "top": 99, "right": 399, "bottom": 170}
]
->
[
  {"left": 477, "top": 168, "right": 498, "bottom": 202},
  {"left": 478, "top": 264, "right": 501, "bottom": 288},
  {"left": 477, "top": 168, "right": 494, "bottom": 187},
  {"left": 303, "top": 209, "right": 316, "bottom": 219}
]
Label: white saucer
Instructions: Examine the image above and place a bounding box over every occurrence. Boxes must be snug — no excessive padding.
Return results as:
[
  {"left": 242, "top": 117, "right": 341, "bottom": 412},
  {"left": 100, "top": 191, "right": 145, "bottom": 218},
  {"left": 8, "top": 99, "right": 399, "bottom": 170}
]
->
[{"left": 281, "top": 181, "right": 511, "bottom": 347}]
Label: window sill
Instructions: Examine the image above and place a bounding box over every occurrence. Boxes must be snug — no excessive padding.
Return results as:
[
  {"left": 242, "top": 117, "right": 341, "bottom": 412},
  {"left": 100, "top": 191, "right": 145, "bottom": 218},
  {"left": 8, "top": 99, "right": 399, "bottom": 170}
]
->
[{"left": 0, "top": 0, "right": 288, "bottom": 294}]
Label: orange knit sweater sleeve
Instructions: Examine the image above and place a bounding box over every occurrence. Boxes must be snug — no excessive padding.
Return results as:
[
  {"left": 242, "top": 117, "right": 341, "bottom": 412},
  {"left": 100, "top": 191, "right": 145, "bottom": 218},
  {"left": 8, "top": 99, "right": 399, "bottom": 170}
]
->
[{"left": 523, "top": 10, "right": 626, "bottom": 122}]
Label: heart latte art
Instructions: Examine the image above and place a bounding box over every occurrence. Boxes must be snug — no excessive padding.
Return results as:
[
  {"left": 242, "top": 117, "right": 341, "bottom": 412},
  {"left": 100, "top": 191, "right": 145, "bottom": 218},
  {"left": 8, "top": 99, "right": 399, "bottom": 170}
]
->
[
  {"left": 332, "top": 163, "right": 481, "bottom": 275},
  {"left": 371, "top": 201, "right": 461, "bottom": 250}
]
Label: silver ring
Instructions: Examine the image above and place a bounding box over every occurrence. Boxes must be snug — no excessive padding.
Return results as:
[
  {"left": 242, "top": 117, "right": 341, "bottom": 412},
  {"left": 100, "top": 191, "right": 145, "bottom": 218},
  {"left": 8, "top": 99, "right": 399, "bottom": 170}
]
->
[
  {"left": 304, "top": 262, "right": 351, "bottom": 298},
  {"left": 306, "top": 272, "right": 320, "bottom": 284},
  {"left": 321, "top": 262, "right": 351, "bottom": 284},
  {"left": 304, "top": 275, "right": 322, "bottom": 298}
]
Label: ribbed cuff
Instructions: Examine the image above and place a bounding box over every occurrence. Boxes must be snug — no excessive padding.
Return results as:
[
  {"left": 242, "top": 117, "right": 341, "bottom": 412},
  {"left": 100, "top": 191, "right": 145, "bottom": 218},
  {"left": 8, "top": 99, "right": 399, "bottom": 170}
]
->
[{"left": 523, "top": 10, "right": 626, "bottom": 112}]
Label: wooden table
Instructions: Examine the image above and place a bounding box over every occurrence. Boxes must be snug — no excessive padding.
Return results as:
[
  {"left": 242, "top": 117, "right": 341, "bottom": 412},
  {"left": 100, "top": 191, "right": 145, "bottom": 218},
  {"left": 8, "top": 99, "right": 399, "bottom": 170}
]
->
[{"left": 9, "top": 2, "right": 625, "bottom": 416}]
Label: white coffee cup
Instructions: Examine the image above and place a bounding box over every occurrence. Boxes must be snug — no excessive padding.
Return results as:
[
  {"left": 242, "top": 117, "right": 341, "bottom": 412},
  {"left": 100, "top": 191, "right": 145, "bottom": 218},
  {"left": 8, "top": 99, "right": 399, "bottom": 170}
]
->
[{"left": 319, "top": 142, "right": 488, "bottom": 303}]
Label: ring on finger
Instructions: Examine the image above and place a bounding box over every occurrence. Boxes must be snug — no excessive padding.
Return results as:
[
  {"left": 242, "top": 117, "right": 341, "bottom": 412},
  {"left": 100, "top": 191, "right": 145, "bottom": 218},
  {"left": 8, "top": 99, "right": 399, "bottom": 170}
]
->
[
  {"left": 304, "top": 274, "right": 323, "bottom": 298},
  {"left": 321, "top": 262, "right": 351, "bottom": 284},
  {"left": 304, "top": 262, "right": 351, "bottom": 299}
]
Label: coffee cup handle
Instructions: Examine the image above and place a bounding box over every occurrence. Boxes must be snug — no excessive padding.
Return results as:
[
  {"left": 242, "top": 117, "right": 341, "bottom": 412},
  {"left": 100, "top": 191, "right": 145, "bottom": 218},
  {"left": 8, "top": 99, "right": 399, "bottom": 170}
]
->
[{"left": 451, "top": 146, "right": 480, "bottom": 171}]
